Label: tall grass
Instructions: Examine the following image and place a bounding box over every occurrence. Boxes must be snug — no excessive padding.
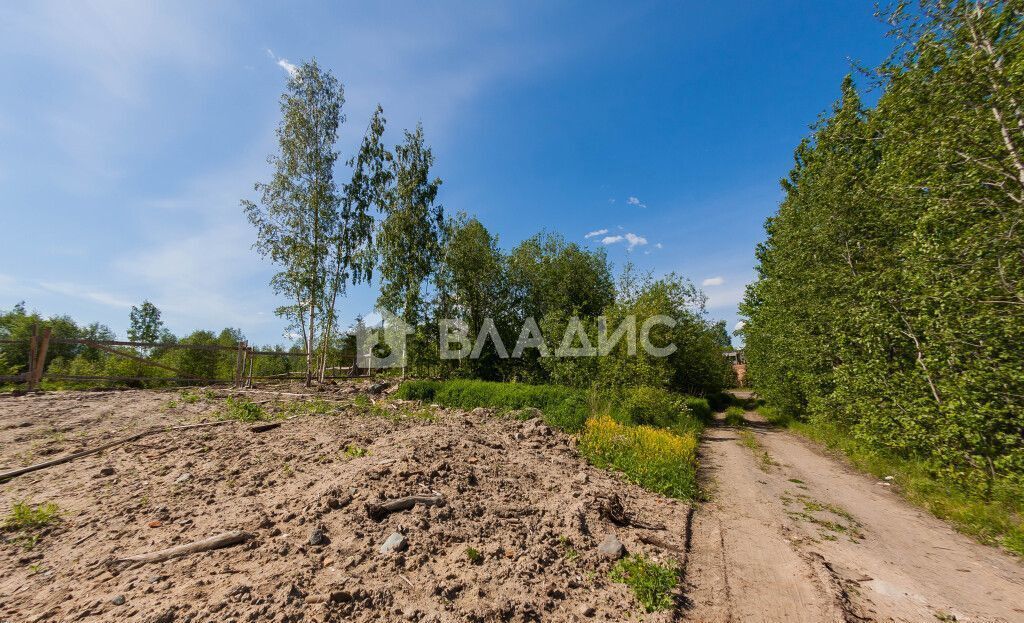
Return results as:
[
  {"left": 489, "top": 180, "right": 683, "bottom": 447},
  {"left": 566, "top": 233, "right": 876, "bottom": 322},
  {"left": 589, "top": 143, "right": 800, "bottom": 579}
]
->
[{"left": 579, "top": 415, "right": 698, "bottom": 499}]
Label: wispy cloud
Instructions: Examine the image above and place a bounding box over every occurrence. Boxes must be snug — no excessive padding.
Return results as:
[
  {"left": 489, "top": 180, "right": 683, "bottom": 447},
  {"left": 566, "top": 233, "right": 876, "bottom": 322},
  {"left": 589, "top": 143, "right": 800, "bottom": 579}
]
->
[
  {"left": 585, "top": 228, "right": 609, "bottom": 239},
  {"left": 601, "top": 235, "right": 624, "bottom": 244},
  {"left": 702, "top": 276, "right": 725, "bottom": 287},
  {"left": 627, "top": 196, "right": 647, "bottom": 209},
  {"left": 37, "top": 281, "right": 134, "bottom": 309},
  {"left": 266, "top": 48, "right": 298, "bottom": 77}
]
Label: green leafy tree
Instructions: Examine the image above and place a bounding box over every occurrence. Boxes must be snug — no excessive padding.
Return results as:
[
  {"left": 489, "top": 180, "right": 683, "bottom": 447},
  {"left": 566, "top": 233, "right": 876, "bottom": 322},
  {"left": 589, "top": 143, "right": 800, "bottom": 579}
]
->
[
  {"left": 243, "top": 59, "right": 345, "bottom": 385},
  {"left": 376, "top": 123, "right": 444, "bottom": 374},
  {"left": 128, "top": 300, "right": 164, "bottom": 345}
]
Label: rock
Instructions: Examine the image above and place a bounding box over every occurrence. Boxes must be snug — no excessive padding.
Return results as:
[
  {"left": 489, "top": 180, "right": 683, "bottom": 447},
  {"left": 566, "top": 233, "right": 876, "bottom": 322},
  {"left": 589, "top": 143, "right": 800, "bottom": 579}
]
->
[
  {"left": 379, "top": 532, "right": 408, "bottom": 554},
  {"left": 368, "top": 382, "right": 388, "bottom": 395},
  {"left": 152, "top": 606, "right": 177, "bottom": 623},
  {"left": 597, "top": 533, "right": 625, "bottom": 560},
  {"left": 112, "top": 595, "right": 126, "bottom": 606},
  {"left": 308, "top": 524, "right": 330, "bottom": 546},
  {"left": 174, "top": 472, "right": 191, "bottom": 484},
  {"left": 99, "top": 466, "right": 115, "bottom": 477},
  {"left": 330, "top": 590, "right": 352, "bottom": 603},
  {"left": 578, "top": 604, "right": 596, "bottom": 617}
]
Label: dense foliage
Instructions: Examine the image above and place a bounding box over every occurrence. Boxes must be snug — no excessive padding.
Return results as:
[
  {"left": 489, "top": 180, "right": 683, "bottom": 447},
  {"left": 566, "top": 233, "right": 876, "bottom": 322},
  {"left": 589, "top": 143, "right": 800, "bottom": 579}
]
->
[{"left": 741, "top": 1, "right": 1024, "bottom": 497}]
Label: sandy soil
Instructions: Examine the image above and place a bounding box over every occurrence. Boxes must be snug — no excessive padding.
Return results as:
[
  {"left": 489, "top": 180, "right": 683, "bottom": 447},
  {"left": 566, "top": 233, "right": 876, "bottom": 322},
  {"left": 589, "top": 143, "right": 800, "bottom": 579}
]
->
[
  {"left": 686, "top": 412, "right": 1024, "bottom": 623},
  {"left": 0, "top": 385, "right": 690, "bottom": 623}
]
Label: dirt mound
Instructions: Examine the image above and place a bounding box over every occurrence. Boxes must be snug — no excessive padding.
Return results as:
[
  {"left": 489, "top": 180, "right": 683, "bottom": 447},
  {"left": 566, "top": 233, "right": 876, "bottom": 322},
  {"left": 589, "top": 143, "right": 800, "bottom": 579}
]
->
[{"left": 0, "top": 388, "right": 690, "bottom": 622}]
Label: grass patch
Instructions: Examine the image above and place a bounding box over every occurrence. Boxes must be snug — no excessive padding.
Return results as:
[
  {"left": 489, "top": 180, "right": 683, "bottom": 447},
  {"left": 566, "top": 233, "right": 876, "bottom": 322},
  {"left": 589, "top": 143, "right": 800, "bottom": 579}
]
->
[
  {"left": 777, "top": 415, "right": 1024, "bottom": 557},
  {"left": 579, "top": 415, "right": 698, "bottom": 499},
  {"left": 3, "top": 501, "right": 60, "bottom": 531},
  {"left": 395, "top": 379, "right": 589, "bottom": 433},
  {"left": 220, "top": 396, "right": 269, "bottom": 422},
  {"left": 609, "top": 554, "right": 679, "bottom": 612},
  {"left": 724, "top": 406, "right": 746, "bottom": 426},
  {"left": 465, "top": 546, "right": 483, "bottom": 564},
  {"left": 737, "top": 429, "right": 776, "bottom": 471}
]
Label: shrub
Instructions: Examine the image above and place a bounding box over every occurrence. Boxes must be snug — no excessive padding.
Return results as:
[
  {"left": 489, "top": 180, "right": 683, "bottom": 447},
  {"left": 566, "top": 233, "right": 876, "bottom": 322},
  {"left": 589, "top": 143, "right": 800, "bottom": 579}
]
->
[
  {"left": 683, "top": 396, "right": 712, "bottom": 423},
  {"left": 609, "top": 554, "right": 679, "bottom": 612},
  {"left": 618, "top": 386, "right": 686, "bottom": 428},
  {"left": 579, "top": 415, "right": 698, "bottom": 499}
]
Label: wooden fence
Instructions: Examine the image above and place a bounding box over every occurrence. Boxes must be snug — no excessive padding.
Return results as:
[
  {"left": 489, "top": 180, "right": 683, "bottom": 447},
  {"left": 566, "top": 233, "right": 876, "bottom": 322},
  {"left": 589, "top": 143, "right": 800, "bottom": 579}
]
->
[{"left": 0, "top": 325, "right": 314, "bottom": 390}]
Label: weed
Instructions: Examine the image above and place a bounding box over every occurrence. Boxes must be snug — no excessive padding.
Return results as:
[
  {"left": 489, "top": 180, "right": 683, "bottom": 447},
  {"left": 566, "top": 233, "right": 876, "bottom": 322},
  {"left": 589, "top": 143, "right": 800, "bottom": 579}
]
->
[
  {"left": 465, "top": 546, "right": 483, "bottom": 564},
  {"left": 738, "top": 429, "right": 776, "bottom": 471},
  {"left": 344, "top": 444, "right": 368, "bottom": 458},
  {"left": 557, "top": 536, "right": 579, "bottom": 561},
  {"left": 221, "top": 397, "right": 267, "bottom": 422},
  {"left": 164, "top": 399, "right": 179, "bottom": 410},
  {"left": 3, "top": 501, "right": 60, "bottom": 532},
  {"left": 352, "top": 394, "right": 372, "bottom": 409},
  {"left": 609, "top": 554, "right": 679, "bottom": 613},
  {"left": 579, "top": 415, "right": 698, "bottom": 500}
]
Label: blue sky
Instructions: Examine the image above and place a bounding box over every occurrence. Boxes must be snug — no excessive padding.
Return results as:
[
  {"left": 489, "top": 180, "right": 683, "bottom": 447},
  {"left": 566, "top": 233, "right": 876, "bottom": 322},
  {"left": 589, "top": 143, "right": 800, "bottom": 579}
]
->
[{"left": 0, "top": 1, "right": 891, "bottom": 345}]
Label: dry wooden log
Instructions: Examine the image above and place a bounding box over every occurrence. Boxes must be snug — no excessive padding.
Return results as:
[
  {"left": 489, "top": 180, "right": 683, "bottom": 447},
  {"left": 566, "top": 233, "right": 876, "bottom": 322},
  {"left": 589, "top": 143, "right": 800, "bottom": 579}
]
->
[
  {"left": 112, "top": 530, "right": 251, "bottom": 568},
  {"left": 366, "top": 494, "right": 445, "bottom": 521},
  {"left": 0, "top": 420, "right": 234, "bottom": 482}
]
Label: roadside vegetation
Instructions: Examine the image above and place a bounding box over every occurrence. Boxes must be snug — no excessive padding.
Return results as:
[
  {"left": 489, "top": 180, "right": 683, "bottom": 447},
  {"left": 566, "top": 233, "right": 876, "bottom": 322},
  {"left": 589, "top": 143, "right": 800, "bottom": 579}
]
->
[
  {"left": 740, "top": 2, "right": 1024, "bottom": 555},
  {"left": 398, "top": 378, "right": 704, "bottom": 500},
  {"left": 764, "top": 409, "right": 1024, "bottom": 556}
]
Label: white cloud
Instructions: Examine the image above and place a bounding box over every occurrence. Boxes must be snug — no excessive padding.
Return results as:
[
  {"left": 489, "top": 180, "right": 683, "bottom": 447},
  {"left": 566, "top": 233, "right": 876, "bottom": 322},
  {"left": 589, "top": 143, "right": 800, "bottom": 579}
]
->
[
  {"left": 702, "top": 276, "right": 725, "bottom": 287},
  {"left": 627, "top": 196, "right": 647, "bottom": 208},
  {"left": 655, "top": 242, "right": 663, "bottom": 249},
  {"left": 734, "top": 320, "right": 746, "bottom": 332},
  {"left": 624, "top": 233, "right": 647, "bottom": 249},
  {"left": 601, "top": 232, "right": 647, "bottom": 250},
  {"left": 585, "top": 228, "right": 608, "bottom": 239}
]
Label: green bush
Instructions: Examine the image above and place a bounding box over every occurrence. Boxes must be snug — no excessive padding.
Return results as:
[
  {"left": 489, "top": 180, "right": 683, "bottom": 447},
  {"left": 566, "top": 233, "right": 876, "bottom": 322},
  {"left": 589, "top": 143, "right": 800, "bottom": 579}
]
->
[
  {"left": 618, "top": 386, "right": 685, "bottom": 428},
  {"left": 683, "top": 396, "right": 712, "bottom": 422}
]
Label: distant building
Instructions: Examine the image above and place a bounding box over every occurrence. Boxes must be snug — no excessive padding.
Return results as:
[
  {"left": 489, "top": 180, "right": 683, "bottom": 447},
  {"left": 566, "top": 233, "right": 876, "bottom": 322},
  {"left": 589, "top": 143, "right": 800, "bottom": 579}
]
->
[{"left": 724, "top": 349, "right": 746, "bottom": 387}]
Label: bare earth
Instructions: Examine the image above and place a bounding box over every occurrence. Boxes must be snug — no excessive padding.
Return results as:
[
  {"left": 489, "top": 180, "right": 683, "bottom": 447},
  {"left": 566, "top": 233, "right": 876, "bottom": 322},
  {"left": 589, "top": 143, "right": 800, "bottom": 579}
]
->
[
  {"left": 686, "top": 412, "right": 1024, "bottom": 623},
  {"left": 0, "top": 385, "right": 689, "bottom": 623},
  {"left": 2, "top": 388, "right": 1022, "bottom": 622}
]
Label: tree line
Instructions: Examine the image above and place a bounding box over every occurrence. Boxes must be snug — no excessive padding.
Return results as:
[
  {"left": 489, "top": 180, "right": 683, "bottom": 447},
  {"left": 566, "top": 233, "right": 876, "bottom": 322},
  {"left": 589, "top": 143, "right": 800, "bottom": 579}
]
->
[
  {"left": 0, "top": 301, "right": 307, "bottom": 383},
  {"left": 740, "top": 0, "right": 1024, "bottom": 496},
  {"left": 243, "top": 59, "right": 734, "bottom": 396}
]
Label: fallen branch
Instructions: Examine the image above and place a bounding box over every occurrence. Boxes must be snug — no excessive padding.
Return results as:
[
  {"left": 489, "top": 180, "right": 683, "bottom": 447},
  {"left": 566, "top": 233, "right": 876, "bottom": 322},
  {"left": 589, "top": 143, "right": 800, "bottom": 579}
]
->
[
  {"left": 249, "top": 422, "right": 281, "bottom": 433},
  {"left": 366, "top": 494, "right": 445, "bottom": 521},
  {"left": 112, "top": 530, "right": 251, "bottom": 569},
  {"left": 0, "top": 420, "right": 234, "bottom": 482}
]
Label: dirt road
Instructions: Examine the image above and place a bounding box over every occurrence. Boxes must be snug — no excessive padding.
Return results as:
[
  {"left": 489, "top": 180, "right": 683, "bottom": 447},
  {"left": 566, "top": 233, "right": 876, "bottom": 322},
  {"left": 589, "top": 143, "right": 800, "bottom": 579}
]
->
[{"left": 686, "top": 413, "right": 1024, "bottom": 622}]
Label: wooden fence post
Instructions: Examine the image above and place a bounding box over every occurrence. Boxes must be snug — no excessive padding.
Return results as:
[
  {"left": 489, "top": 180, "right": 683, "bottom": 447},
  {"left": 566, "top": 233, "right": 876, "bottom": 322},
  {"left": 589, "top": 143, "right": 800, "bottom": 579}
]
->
[
  {"left": 26, "top": 325, "right": 39, "bottom": 390},
  {"left": 234, "top": 341, "right": 245, "bottom": 388},
  {"left": 31, "top": 327, "right": 51, "bottom": 390},
  {"left": 246, "top": 348, "right": 255, "bottom": 388}
]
